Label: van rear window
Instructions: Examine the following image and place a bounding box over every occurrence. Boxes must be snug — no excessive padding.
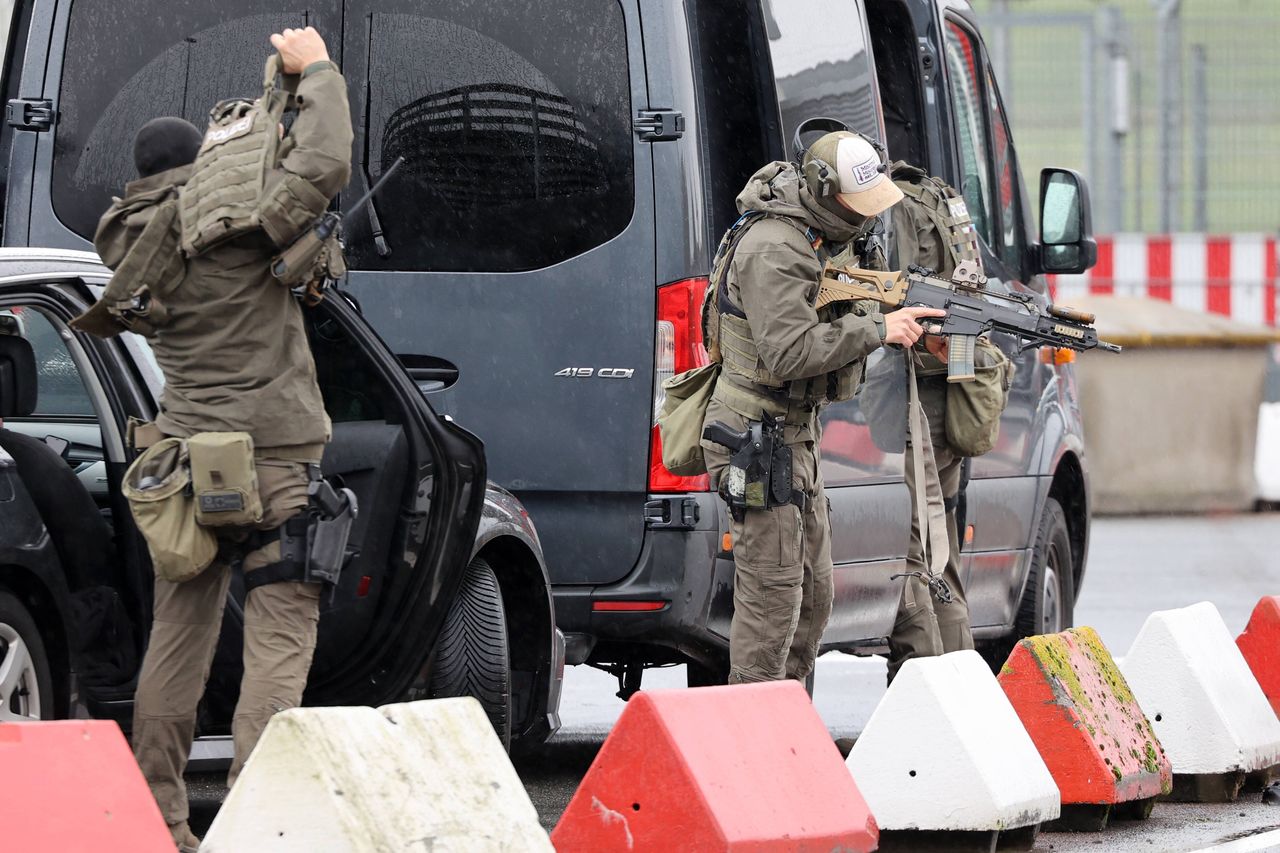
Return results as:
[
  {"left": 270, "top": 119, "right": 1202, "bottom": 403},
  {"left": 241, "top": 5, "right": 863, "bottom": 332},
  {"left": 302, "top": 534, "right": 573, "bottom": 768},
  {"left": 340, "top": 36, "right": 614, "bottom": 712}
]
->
[
  {"left": 342, "top": 0, "right": 634, "bottom": 273},
  {"left": 52, "top": 1, "right": 342, "bottom": 240}
]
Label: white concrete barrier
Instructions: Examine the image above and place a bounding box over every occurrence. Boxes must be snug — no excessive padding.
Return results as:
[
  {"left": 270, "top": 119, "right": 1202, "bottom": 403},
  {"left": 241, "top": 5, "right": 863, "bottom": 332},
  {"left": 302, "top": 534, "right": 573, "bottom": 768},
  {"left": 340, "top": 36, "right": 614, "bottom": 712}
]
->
[
  {"left": 200, "top": 698, "right": 551, "bottom": 853},
  {"left": 1119, "top": 601, "right": 1280, "bottom": 775},
  {"left": 846, "top": 649, "right": 1060, "bottom": 832}
]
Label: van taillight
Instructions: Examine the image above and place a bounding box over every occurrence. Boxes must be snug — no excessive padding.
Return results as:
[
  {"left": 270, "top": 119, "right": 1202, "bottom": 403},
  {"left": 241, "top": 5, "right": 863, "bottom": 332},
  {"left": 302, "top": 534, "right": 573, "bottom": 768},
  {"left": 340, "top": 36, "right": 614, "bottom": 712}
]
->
[{"left": 650, "top": 277, "right": 711, "bottom": 493}]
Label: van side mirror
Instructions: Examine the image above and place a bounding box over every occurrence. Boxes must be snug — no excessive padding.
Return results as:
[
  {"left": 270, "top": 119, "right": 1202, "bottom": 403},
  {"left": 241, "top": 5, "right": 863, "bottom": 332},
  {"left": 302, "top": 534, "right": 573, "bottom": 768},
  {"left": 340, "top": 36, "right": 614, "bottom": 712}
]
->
[{"left": 1036, "top": 168, "right": 1097, "bottom": 275}]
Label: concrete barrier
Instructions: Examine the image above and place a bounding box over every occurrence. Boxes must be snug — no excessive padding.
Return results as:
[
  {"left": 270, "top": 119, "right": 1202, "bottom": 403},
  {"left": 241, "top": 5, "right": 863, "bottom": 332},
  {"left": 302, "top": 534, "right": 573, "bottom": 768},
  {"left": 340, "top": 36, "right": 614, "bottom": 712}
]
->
[
  {"left": 201, "top": 697, "right": 550, "bottom": 852},
  {"left": 1119, "top": 601, "right": 1280, "bottom": 800},
  {"left": 0, "top": 720, "right": 172, "bottom": 852},
  {"left": 847, "top": 650, "right": 1059, "bottom": 850},
  {"left": 553, "top": 680, "right": 878, "bottom": 852},
  {"left": 1067, "top": 295, "right": 1278, "bottom": 513},
  {"left": 998, "top": 627, "right": 1172, "bottom": 829},
  {"left": 1236, "top": 596, "right": 1280, "bottom": 717}
]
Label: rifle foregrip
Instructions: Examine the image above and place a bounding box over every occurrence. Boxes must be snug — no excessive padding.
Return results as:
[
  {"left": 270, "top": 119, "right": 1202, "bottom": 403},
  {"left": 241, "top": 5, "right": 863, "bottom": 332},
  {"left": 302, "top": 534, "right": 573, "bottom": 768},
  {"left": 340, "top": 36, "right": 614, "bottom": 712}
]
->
[{"left": 946, "top": 334, "right": 977, "bottom": 383}]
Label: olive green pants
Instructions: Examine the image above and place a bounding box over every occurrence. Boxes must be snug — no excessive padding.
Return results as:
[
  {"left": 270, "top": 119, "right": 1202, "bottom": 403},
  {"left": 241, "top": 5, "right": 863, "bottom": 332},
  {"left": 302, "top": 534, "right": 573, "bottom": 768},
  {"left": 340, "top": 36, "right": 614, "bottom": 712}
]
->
[
  {"left": 132, "top": 456, "right": 322, "bottom": 828},
  {"left": 886, "top": 379, "right": 974, "bottom": 683},
  {"left": 703, "top": 430, "right": 833, "bottom": 685}
]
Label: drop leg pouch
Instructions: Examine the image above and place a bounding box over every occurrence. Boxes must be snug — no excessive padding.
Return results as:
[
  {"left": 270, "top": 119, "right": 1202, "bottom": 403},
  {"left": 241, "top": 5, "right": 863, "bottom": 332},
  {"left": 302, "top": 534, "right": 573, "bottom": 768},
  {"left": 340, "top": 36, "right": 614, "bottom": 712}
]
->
[
  {"left": 123, "top": 437, "right": 217, "bottom": 583},
  {"left": 187, "top": 431, "right": 263, "bottom": 526}
]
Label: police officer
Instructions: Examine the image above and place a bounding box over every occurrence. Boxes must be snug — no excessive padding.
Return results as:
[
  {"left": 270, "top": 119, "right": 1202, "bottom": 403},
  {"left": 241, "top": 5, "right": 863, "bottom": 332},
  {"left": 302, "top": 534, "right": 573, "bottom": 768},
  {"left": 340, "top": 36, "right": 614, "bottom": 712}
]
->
[
  {"left": 884, "top": 161, "right": 987, "bottom": 682},
  {"left": 700, "top": 131, "right": 945, "bottom": 685},
  {"left": 81, "top": 27, "right": 352, "bottom": 851}
]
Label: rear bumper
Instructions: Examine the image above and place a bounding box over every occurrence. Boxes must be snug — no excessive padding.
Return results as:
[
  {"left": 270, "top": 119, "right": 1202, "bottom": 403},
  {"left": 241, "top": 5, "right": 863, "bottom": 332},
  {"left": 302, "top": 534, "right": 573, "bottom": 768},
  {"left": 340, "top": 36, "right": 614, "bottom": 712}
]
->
[{"left": 551, "top": 492, "right": 734, "bottom": 669}]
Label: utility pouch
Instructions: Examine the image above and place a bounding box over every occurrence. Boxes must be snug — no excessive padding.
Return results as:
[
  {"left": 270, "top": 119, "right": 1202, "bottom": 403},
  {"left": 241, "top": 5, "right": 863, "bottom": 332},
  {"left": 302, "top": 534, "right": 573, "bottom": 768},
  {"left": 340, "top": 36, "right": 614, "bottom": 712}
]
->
[
  {"left": 258, "top": 172, "right": 330, "bottom": 249},
  {"left": 123, "top": 438, "right": 217, "bottom": 583},
  {"left": 657, "top": 362, "right": 720, "bottom": 476},
  {"left": 187, "top": 432, "right": 263, "bottom": 526},
  {"left": 945, "top": 338, "right": 1014, "bottom": 457}
]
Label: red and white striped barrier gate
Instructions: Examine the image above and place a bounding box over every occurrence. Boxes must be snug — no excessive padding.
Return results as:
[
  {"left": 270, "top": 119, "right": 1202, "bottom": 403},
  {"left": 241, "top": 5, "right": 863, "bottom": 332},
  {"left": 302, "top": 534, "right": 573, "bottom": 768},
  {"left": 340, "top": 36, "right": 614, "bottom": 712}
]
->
[{"left": 1050, "top": 234, "right": 1279, "bottom": 327}]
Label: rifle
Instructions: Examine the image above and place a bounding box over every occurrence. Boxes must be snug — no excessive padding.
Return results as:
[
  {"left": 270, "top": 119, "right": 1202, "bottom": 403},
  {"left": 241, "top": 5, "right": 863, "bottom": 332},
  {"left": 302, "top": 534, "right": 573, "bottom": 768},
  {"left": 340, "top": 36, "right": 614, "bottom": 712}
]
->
[
  {"left": 270, "top": 156, "right": 405, "bottom": 298},
  {"left": 817, "top": 260, "right": 1121, "bottom": 381}
]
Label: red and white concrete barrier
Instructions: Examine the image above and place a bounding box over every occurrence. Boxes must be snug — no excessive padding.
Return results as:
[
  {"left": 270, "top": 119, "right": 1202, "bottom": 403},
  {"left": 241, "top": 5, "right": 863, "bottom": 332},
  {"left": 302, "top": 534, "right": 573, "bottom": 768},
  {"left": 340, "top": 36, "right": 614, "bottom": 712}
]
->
[
  {"left": 846, "top": 650, "right": 1059, "bottom": 844},
  {"left": 1118, "top": 601, "right": 1280, "bottom": 800},
  {"left": 554, "top": 680, "right": 878, "bottom": 852},
  {"left": 1050, "top": 233, "right": 1279, "bottom": 327},
  {"left": 202, "top": 698, "right": 551, "bottom": 852}
]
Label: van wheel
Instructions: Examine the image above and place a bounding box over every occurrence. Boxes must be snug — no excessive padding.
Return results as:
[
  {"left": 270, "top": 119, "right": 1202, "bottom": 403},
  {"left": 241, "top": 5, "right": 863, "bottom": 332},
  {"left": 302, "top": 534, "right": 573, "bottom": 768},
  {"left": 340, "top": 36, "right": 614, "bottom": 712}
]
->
[
  {"left": 0, "top": 590, "right": 52, "bottom": 722},
  {"left": 1018, "top": 497, "right": 1074, "bottom": 638},
  {"left": 429, "top": 557, "right": 512, "bottom": 749}
]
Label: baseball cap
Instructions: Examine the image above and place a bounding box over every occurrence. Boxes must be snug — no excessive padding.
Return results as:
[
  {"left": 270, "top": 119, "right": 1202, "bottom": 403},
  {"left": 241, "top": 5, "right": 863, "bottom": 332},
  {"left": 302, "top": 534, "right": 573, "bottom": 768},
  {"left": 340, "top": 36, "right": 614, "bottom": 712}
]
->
[{"left": 806, "top": 131, "right": 904, "bottom": 217}]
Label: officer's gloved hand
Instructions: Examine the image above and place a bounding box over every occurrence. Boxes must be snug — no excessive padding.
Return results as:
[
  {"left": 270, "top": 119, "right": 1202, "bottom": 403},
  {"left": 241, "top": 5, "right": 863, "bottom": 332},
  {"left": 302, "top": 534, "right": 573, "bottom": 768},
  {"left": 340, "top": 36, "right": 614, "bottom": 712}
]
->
[{"left": 883, "top": 306, "right": 946, "bottom": 348}]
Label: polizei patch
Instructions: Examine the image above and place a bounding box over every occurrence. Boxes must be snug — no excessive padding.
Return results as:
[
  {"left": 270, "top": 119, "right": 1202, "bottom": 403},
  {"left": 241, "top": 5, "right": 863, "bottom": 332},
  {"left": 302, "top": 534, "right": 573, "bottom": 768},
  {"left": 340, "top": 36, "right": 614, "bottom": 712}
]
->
[
  {"left": 947, "top": 196, "right": 972, "bottom": 222},
  {"left": 203, "top": 114, "right": 254, "bottom": 148}
]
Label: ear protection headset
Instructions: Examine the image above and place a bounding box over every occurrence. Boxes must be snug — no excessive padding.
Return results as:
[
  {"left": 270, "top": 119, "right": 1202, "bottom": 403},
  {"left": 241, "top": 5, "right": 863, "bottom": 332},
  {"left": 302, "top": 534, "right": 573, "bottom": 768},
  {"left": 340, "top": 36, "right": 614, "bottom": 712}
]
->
[{"left": 792, "top": 116, "right": 890, "bottom": 198}]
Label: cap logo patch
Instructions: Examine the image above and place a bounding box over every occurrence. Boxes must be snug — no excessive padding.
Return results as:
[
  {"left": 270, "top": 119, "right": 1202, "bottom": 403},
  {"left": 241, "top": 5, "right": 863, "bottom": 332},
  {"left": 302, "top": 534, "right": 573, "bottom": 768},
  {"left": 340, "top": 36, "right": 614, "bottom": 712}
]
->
[{"left": 852, "top": 158, "right": 880, "bottom": 186}]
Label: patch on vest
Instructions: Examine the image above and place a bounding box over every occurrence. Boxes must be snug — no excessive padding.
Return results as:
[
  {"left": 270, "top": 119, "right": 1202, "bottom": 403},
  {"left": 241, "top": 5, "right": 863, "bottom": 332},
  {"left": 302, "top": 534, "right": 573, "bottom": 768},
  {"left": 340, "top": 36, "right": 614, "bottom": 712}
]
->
[
  {"left": 203, "top": 115, "right": 254, "bottom": 148},
  {"left": 946, "top": 196, "right": 971, "bottom": 223}
]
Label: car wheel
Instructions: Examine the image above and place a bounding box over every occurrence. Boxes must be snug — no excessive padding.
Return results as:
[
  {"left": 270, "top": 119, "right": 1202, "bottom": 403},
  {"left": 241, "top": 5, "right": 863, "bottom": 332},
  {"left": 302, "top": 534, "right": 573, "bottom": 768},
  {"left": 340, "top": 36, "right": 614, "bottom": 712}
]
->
[
  {"left": 428, "top": 557, "right": 512, "bottom": 749},
  {"left": 1016, "top": 497, "right": 1075, "bottom": 638},
  {"left": 0, "top": 589, "right": 52, "bottom": 722}
]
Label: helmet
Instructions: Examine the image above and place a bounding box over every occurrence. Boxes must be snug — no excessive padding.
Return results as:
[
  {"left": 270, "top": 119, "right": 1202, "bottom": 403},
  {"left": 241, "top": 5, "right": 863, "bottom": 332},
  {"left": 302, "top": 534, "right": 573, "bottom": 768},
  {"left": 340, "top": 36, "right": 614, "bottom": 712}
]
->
[{"left": 801, "top": 129, "right": 903, "bottom": 219}]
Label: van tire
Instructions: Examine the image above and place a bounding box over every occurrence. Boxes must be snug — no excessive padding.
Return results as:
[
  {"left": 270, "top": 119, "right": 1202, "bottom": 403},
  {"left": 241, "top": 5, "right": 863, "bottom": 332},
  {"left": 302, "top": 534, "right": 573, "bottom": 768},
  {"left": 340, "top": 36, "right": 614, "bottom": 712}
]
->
[
  {"left": 0, "top": 589, "right": 53, "bottom": 722},
  {"left": 1017, "top": 497, "right": 1075, "bottom": 639},
  {"left": 428, "top": 557, "right": 512, "bottom": 749}
]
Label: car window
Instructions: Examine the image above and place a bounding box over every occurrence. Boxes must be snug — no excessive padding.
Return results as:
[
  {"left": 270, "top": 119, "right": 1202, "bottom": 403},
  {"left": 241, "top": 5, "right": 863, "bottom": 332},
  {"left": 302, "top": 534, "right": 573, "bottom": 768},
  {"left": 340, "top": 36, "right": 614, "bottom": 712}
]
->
[
  {"left": 942, "top": 19, "right": 996, "bottom": 250},
  {"left": 9, "top": 308, "right": 94, "bottom": 416},
  {"left": 986, "top": 67, "right": 1023, "bottom": 272},
  {"left": 763, "top": 0, "right": 880, "bottom": 147},
  {"left": 343, "top": 0, "right": 634, "bottom": 274},
  {"left": 52, "top": 0, "right": 340, "bottom": 240}
]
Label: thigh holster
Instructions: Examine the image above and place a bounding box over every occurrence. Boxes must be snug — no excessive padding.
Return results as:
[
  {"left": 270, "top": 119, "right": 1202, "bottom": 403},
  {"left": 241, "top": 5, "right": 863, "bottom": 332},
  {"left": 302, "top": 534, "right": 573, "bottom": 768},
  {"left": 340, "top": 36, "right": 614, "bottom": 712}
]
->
[{"left": 243, "top": 478, "right": 359, "bottom": 594}]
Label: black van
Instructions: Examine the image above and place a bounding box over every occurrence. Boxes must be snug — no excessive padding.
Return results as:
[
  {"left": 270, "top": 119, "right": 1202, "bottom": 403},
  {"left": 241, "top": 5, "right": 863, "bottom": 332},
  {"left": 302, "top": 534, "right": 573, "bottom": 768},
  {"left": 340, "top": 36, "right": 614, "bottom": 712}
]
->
[{"left": 0, "top": 0, "right": 1095, "bottom": 689}]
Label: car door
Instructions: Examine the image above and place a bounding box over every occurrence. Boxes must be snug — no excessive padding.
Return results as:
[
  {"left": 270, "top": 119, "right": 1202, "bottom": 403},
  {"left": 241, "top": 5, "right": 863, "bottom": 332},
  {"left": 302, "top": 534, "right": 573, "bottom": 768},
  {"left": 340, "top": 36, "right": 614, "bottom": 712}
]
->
[
  {"left": 108, "top": 283, "right": 490, "bottom": 711},
  {"left": 762, "top": 0, "right": 912, "bottom": 645},
  {"left": 0, "top": 264, "right": 486, "bottom": 721},
  {"left": 936, "top": 8, "right": 1047, "bottom": 629}
]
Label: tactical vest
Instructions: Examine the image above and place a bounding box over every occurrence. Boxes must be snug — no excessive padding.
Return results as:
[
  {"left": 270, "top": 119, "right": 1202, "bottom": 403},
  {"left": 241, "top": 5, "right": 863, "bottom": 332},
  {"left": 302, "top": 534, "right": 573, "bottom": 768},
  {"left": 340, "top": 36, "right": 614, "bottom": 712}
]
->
[
  {"left": 891, "top": 161, "right": 982, "bottom": 277},
  {"left": 179, "top": 55, "right": 321, "bottom": 256},
  {"left": 703, "top": 213, "right": 865, "bottom": 419}
]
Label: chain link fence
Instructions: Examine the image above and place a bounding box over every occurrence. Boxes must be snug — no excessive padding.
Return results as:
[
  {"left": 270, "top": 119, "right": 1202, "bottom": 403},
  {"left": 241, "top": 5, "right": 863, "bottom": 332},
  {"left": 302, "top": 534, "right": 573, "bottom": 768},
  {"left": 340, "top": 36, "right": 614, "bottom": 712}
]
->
[{"left": 970, "top": 0, "right": 1280, "bottom": 235}]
